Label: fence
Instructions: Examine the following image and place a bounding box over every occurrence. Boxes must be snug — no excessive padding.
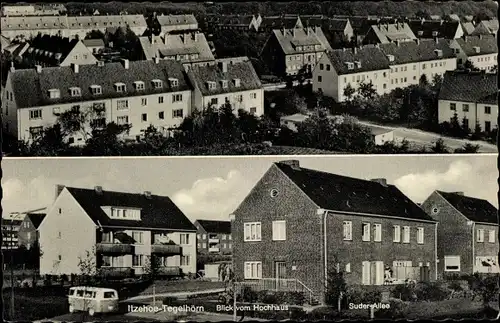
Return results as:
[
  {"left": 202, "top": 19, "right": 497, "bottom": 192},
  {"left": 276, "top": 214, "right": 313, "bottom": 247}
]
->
[{"left": 236, "top": 278, "right": 317, "bottom": 304}]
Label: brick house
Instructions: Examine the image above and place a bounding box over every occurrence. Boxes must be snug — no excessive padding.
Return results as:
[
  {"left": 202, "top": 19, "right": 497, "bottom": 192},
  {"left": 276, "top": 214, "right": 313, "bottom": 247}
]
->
[
  {"left": 17, "top": 212, "right": 46, "bottom": 249},
  {"left": 421, "top": 191, "right": 499, "bottom": 277},
  {"left": 231, "top": 160, "right": 438, "bottom": 304},
  {"left": 194, "top": 220, "right": 232, "bottom": 255}
]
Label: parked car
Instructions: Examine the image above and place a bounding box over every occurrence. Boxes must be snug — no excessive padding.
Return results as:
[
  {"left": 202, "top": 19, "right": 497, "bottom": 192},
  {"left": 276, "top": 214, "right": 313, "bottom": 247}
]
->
[{"left": 68, "top": 286, "right": 119, "bottom": 316}]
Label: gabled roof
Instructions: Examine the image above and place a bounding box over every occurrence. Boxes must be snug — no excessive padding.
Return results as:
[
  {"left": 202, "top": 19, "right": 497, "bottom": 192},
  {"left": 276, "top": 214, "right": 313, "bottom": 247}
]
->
[
  {"left": 26, "top": 213, "right": 46, "bottom": 229},
  {"left": 473, "top": 19, "right": 499, "bottom": 35},
  {"left": 379, "top": 38, "right": 454, "bottom": 64},
  {"left": 437, "top": 191, "right": 498, "bottom": 224},
  {"left": 367, "top": 22, "right": 416, "bottom": 43},
  {"left": 65, "top": 186, "right": 197, "bottom": 231},
  {"left": 275, "top": 161, "right": 435, "bottom": 222},
  {"left": 273, "top": 27, "right": 332, "bottom": 55},
  {"left": 156, "top": 14, "right": 198, "bottom": 27},
  {"left": 9, "top": 59, "right": 192, "bottom": 109},
  {"left": 1, "top": 15, "right": 69, "bottom": 30},
  {"left": 26, "top": 34, "right": 82, "bottom": 65},
  {"left": 455, "top": 34, "right": 498, "bottom": 56},
  {"left": 408, "top": 20, "right": 461, "bottom": 39},
  {"left": 322, "top": 18, "right": 350, "bottom": 32},
  {"left": 139, "top": 32, "right": 214, "bottom": 62},
  {"left": 82, "top": 38, "right": 105, "bottom": 47},
  {"left": 188, "top": 59, "right": 262, "bottom": 97},
  {"left": 461, "top": 22, "right": 476, "bottom": 35},
  {"left": 325, "top": 45, "right": 390, "bottom": 75},
  {"left": 67, "top": 15, "right": 147, "bottom": 30},
  {"left": 1, "top": 35, "right": 11, "bottom": 49},
  {"left": 260, "top": 16, "right": 301, "bottom": 30},
  {"left": 438, "top": 71, "right": 497, "bottom": 105},
  {"left": 196, "top": 220, "right": 231, "bottom": 234}
]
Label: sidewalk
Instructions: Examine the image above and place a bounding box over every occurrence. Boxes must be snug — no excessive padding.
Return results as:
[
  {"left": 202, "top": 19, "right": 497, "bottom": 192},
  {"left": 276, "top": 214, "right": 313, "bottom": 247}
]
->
[
  {"left": 124, "top": 288, "right": 225, "bottom": 302},
  {"left": 126, "top": 309, "right": 269, "bottom": 322}
]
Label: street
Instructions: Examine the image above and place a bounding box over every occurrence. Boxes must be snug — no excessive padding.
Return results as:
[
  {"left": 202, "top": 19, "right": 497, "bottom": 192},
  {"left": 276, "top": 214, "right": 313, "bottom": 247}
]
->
[{"left": 359, "top": 121, "right": 498, "bottom": 153}]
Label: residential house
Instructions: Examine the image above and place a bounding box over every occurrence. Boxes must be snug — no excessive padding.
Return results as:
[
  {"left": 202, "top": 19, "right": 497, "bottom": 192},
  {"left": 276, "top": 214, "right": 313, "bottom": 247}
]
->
[
  {"left": 260, "top": 26, "right": 332, "bottom": 77},
  {"left": 472, "top": 19, "right": 499, "bottom": 36},
  {"left": 232, "top": 160, "right": 438, "bottom": 304},
  {"left": 2, "top": 217, "right": 24, "bottom": 250},
  {"left": 82, "top": 38, "right": 106, "bottom": 54},
  {"left": 194, "top": 220, "right": 232, "bottom": 255},
  {"left": 1, "top": 5, "right": 36, "bottom": 16},
  {"left": 345, "top": 16, "right": 382, "bottom": 44},
  {"left": 138, "top": 31, "right": 215, "bottom": 66},
  {"left": 65, "top": 15, "right": 147, "bottom": 39},
  {"left": 1, "top": 59, "right": 193, "bottom": 144},
  {"left": 187, "top": 57, "right": 264, "bottom": 116},
  {"left": 312, "top": 45, "right": 391, "bottom": 102},
  {"left": 39, "top": 185, "right": 197, "bottom": 276},
  {"left": 155, "top": 14, "right": 199, "bottom": 35},
  {"left": 1, "top": 16, "right": 70, "bottom": 40},
  {"left": 421, "top": 191, "right": 499, "bottom": 277},
  {"left": 362, "top": 22, "right": 417, "bottom": 44},
  {"left": 450, "top": 35, "right": 498, "bottom": 71},
  {"left": 378, "top": 38, "right": 457, "bottom": 91},
  {"left": 321, "top": 18, "right": 355, "bottom": 45},
  {"left": 17, "top": 212, "right": 47, "bottom": 249},
  {"left": 206, "top": 14, "right": 261, "bottom": 32},
  {"left": 258, "top": 15, "right": 303, "bottom": 33},
  {"left": 408, "top": 20, "right": 464, "bottom": 39},
  {"left": 437, "top": 70, "right": 497, "bottom": 133},
  {"left": 20, "top": 34, "right": 98, "bottom": 68}
]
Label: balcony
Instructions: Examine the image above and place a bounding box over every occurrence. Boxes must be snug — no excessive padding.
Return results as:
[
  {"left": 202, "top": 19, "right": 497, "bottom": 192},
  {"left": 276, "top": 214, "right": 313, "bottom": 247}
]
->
[
  {"left": 96, "top": 242, "right": 134, "bottom": 254},
  {"left": 99, "top": 267, "right": 134, "bottom": 279},
  {"left": 151, "top": 244, "right": 182, "bottom": 256},
  {"left": 208, "top": 247, "right": 220, "bottom": 252},
  {"left": 208, "top": 238, "right": 219, "bottom": 243}
]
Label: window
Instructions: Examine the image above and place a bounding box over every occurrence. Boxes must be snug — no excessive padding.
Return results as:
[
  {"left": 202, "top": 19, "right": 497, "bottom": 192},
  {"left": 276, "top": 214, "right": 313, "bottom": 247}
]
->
[
  {"left": 202, "top": 242, "right": 206, "bottom": 248},
  {"left": 180, "top": 234, "right": 190, "bottom": 245},
  {"left": 221, "top": 80, "right": 228, "bottom": 88},
  {"left": 362, "top": 223, "right": 370, "bottom": 241},
  {"left": 236, "top": 94, "right": 243, "bottom": 102},
  {"left": 29, "top": 126, "right": 43, "bottom": 138},
  {"left": 317, "top": 75, "right": 322, "bottom": 82},
  {"left": 158, "top": 96, "right": 164, "bottom": 104},
  {"left": 244, "top": 261, "right": 262, "bottom": 279},
  {"left": 450, "top": 103, "right": 456, "bottom": 111},
  {"left": 69, "top": 87, "right": 81, "bottom": 97},
  {"left": 153, "top": 79, "right": 164, "bottom": 88},
  {"left": 172, "top": 94, "right": 183, "bottom": 103},
  {"left": 462, "top": 104, "right": 469, "bottom": 112},
  {"left": 27, "top": 232, "right": 31, "bottom": 240},
  {"left": 222, "top": 234, "right": 227, "bottom": 240},
  {"left": 422, "top": 63, "right": 426, "bottom": 69},
  {"left": 90, "top": 85, "right": 102, "bottom": 95},
  {"left": 29, "top": 109, "right": 42, "bottom": 120},
  {"left": 48, "top": 89, "right": 61, "bottom": 99},
  {"left": 210, "top": 98, "right": 218, "bottom": 106},
  {"left": 383, "top": 84, "right": 387, "bottom": 89},
  {"left": 272, "top": 220, "right": 286, "bottom": 241},
  {"left": 159, "top": 111, "right": 164, "bottom": 119},
  {"left": 417, "top": 227, "right": 424, "bottom": 244},
  {"left": 320, "top": 63, "right": 324, "bottom": 70},
  {"left": 202, "top": 234, "right": 206, "bottom": 239},
  {"left": 395, "top": 67, "right": 398, "bottom": 72},
  {"left": 484, "top": 106, "right": 491, "bottom": 114},
  {"left": 489, "top": 230, "right": 495, "bottom": 243},
  {"left": 403, "top": 226, "right": 410, "bottom": 243},
  {"left": 345, "top": 263, "right": 351, "bottom": 273},
  {"left": 117, "top": 116, "right": 129, "bottom": 124},
  {"left": 229, "top": 234, "right": 232, "bottom": 240},
  {"left": 134, "top": 81, "right": 145, "bottom": 91},
  {"left": 117, "top": 100, "right": 129, "bottom": 110},
  {"left": 132, "top": 231, "right": 143, "bottom": 244},
  {"left": 444, "top": 256, "right": 461, "bottom": 271},
  {"left": 132, "top": 254, "right": 144, "bottom": 267},
  {"left": 326, "top": 64, "right": 331, "bottom": 71},
  {"left": 477, "top": 229, "right": 485, "bottom": 242},
  {"left": 181, "top": 255, "right": 190, "bottom": 266},
  {"left": 141, "top": 98, "right": 147, "bottom": 106},
  {"left": 373, "top": 224, "right": 382, "bottom": 242},
  {"left": 244, "top": 222, "right": 261, "bottom": 241},
  {"left": 114, "top": 83, "right": 126, "bottom": 92},
  {"left": 172, "top": 109, "right": 184, "bottom": 118},
  {"left": 142, "top": 113, "right": 147, "bottom": 122},
  {"left": 485, "top": 121, "right": 491, "bottom": 132},
  {"left": 250, "top": 92, "right": 257, "bottom": 99},
  {"left": 250, "top": 107, "right": 257, "bottom": 114},
  {"left": 58, "top": 231, "right": 62, "bottom": 239},
  {"left": 343, "top": 221, "right": 352, "bottom": 241}
]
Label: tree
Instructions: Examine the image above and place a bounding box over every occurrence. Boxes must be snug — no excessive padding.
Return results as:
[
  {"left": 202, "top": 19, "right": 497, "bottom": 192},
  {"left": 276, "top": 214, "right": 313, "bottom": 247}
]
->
[
  {"left": 85, "top": 30, "right": 105, "bottom": 39},
  {"left": 296, "top": 108, "right": 337, "bottom": 150},
  {"left": 58, "top": 104, "right": 107, "bottom": 143},
  {"left": 325, "top": 265, "right": 347, "bottom": 311},
  {"left": 419, "top": 74, "right": 429, "bottom": 86},
  {"left": 415, "top": 9, "right": 431, "bottom": 20},
  {"left": 343, "top": 83, "right": 356, "bottom": 101},
  {"left": 430, "top": 138, "right": 449, "bottom": 153},
  {"left": 218, "top": 263, "right": 234, "bottom": 289},
  {"left": 26, "top": 124, "right": 70, "bottom": 156},
  {"left": 357, "top": 81, "right": 377, "bottom": 101},
  {"left": 463, "top": 59, "right": 480, "bottom": 71},
  {"left": 143, "top": 255, "right": 162, "bottom": 281},
  {"left": 454, "top": 143, "right": 480, "bottom": 153}
]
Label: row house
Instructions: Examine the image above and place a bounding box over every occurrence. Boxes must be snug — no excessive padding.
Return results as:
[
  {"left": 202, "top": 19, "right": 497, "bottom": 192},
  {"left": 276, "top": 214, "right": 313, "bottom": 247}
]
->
[
  {"left": 39, "top": 185, "right": 197, "bottom": 277},
  {"left": 138, "top": 31, "right": 215, "bottom": 65},
  {"left": 19, "top": 34, "right": 98, "bottom": 68},
  {"left": 155, "top": 14, "right": 199, "bottom": 35},
  {"left": 437, "top": 70, "right": 497, "bottom": 133},
  {"left": 232, "top": 160, "right": 438, "bottom": 304},
  {"left": 300, "top": 17, "right": 355, "bottom": 46},
  {"left": 379, "top": 38, "right": 457, "bottom": 90},
  {"left": 312, "top": 45, "right": 391, "bottom": 102},
  {"left": 257, "top": 15, "right": 302, "bottom": 33},
  {"left": 471, "top": 19, "right": 499, "bottom": 36},
  {"left": 194, "top": 220, "right": 232, "bottom": 255},
  {"left": 2, "top": 59, "right": 193, "bottom": 144},
  {"left": 17, "top": 211, "right": 47, "bottom": 249},
  {"left": 449, "top": 35, "right": 497, "bottom": 71},
  {"left": 408, "top": 19, "right": 464, "bottom": 40},
  {"left": 187, "top": 58, "right": 265, "bottom": 116},
  {"left": 204, "top": 14, "right": 261, "bottom": 32},
  {"left": 421, "top": 191, "right": 499, "bottom": 276},
  {"left": 362, "top": 22, "right": 416, "bottom": 45},
  {"left": 260, "top": 27, "right": 332, "bottom": 77}
]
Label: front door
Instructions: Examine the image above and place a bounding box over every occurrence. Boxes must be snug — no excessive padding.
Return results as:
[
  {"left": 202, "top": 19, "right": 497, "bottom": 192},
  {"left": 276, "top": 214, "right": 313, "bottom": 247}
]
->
[
  {"left": 420, "top": 266, "right": 430, "bottom": 282},
  {"left": 275, "top": 261, "right": 287, "bottom": 290}
]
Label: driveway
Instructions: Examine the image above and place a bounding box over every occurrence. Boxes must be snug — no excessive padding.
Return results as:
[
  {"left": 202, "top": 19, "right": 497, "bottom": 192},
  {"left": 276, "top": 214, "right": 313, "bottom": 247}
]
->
[{"left": 358, "top": 121, "right": 498, "bottom": 153}]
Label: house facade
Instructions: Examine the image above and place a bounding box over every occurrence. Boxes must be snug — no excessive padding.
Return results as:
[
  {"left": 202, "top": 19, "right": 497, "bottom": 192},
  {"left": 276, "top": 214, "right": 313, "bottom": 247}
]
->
[
  {"left": 362, "top": 22, "right": 417, "bottom": 45},
  {"left": 449, "top": 35, "right": 498, "bottom": 71},
  {"left": 17, "top": 212, "right": 46, "bottom": 249},
  {"left": 82, "top": 38, "right": 106, "bottom": 54},
  {"left": 155, "top": 14, "right": 199, "bottom": 35},
  {"left": 194, "top": 220, "right": 232, "bottom": 255},
  {"left": 438, "top": 71, "right": 497, "bottom": 132},
  {"left": 39, "top": 185, "right": 197, "bottom": 277},
  {"left": 471, "top": 19, "right": 499, "bottom": 36},
  {"left": 232, "top": 160, "right": 438, "bottom": 304},
  {"left": 1, "top": 59, "right": 193, "bottom": 144},
  {"left": 2, "top": 218, "right": 23, "bottom": 250},
  {"left": 421, "top": 191, "right": 499, "bottom": 277},
  {"left": 408, "top": 20, "right": 464, "bottom": 40}
]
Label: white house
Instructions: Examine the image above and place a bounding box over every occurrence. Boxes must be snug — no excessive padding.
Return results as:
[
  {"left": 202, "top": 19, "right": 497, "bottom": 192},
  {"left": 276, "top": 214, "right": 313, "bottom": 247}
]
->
[
  {"left": 39, "top": 185, "right": 197, "bottom": 276},
  {"left": 438, "top": 70, "right": 497, "bottom": 133},
  {"left": 449, "top": 35, "right": 498, "bottom": 71}
]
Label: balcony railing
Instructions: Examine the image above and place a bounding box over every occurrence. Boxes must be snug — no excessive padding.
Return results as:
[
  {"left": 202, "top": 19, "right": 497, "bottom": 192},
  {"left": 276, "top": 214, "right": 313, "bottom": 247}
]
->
[
  {"left": 96, "top": 242, "right": 134, "bottom": 254},
  {"left": 151, "top": 244, "right": 182, "bottom": 256},
  {"left": 208, "top": 247, "right": 220, "bottom": 252},
  {"left": 208, "top": 238, "right": 219, "bottom": 243},
  {"left": 99, "top": 266, "right": 134, "bottom": 278}
]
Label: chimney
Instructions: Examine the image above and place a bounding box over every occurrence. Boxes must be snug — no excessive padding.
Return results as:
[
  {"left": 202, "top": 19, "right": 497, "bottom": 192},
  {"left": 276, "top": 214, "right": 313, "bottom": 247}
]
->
[
  {"left": 10, "top": 62, "right": 15, "bottom": 73},
  {"left": 144, "top": 191, "right": 152, "bottom": 199},
  {"left": 154, "top": 56, "right": 160, "bottom": 64},
  {"left": 415, "top": 38, "right": 420, "bottom": 45},
  {"left": 193, "top": 31, "right": 198, "bottom": 42},
  {"left": 396, "top": 39, "right": 400, "bottom": 46},
  {"left": 452, "top": 191, "right": 464, "bottom": 196},
  {"left": 94, "top": 186, "right": 103, "bottom": 194},
  {"left": 35, "top": 65, "right": 42, "bottom": 73},
  {"left": 219, "top": 61, "right": 228, "bottom": 73},
  {"left": 122, "top": 59, "right": 129, "bottom": 69},
  {"left": 183, "top": 33, "right": 187, "bottom": 44},
  {"left": 434, "top": 37, "right": 439, "bottom": 44},
  {"left": 97, "top": 60, "right": 104, "bottom": 67},
  {"left": 353, "top": 47, "right": 358, "bottom": 54},
  {"left": 55, "top": 184, "right": 65, "bottom": 200},
  {"left": 72, "top": 63, "right": 79, "bottom": 73},
  {"left": 279, "top": 160, "right": 300, "bottom": 170},
  {"left": 370, "top": 178, "right": 388, "bottom": 187},
  {"left": 292, "top": 28, "right": 296, "bottom": 38}
]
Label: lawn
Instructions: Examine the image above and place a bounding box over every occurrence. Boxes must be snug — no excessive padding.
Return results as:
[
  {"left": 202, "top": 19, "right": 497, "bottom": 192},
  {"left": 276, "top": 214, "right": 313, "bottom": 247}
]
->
[
  {"left": 404, "top": 299, "right": 496, "bottom": 320},
  {"left": 138, "top": 280, "right": 225, "bottom": 296},
  {"left": 2, "top": 291, "right": 67, "bottom": 321}
]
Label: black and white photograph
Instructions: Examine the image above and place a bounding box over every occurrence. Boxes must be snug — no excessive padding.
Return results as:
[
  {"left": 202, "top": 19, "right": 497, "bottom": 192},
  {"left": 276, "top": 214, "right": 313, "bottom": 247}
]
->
[
  {"left": 1, "top": 154, "right": 499, "bottom": 321},
  {"left": 0, "top": 1, "right": 498, "bottom": 156}
]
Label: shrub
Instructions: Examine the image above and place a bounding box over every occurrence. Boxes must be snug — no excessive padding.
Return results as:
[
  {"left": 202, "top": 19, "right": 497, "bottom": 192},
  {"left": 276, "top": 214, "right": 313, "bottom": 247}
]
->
[
  {"left": 241, "top": 286, "right": 258, "bottom": 303},
  {"left": 259, "top": 291, "right": 278, "bottom": 304},
  {"left": 391, "top": 284, "right": 417, "bottom": 302},
  {"left": 287, "top": 291, "right": 306, "bottom": 305},
  {"left": 374, "top": 299, "right": 408, "bottom": 319},
  {"left": 414, "top": 282, "right": 451, "bottom": 301},
  {"left": 448, "top": 280, "right": 464, "bottom": 292},
  {"left": 307, "top": 306, "right": 340, "bottom": 320},
  {"left": 347, "top": 287, "right": 382, "bottom": 304}
]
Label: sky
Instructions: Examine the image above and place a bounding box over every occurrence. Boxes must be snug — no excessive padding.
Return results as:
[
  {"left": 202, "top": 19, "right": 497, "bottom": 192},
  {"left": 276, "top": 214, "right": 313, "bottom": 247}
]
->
[{"left": 1, "top": 155, "right": 498, "bottom": 221}]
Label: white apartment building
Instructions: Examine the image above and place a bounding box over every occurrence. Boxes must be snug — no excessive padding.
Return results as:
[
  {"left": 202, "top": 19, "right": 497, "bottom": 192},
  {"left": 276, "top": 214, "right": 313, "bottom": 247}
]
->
[
  {"left": 379, "top": 38, "right": 457, "bottom": 90},
  {"left": 312, "top": 45, "right": 391, "bottom": 102},
  {"left": 155, "top": 14, "right": 199, "bottom": 34},
  {"left": 438, "top": 71, "right": 497, "bottom": 132},
  {"left": 39, "top": 185, "right": 197, "bottom": 276},
  {"left": 449, "top": 35, "right": 498, "bottom": 71},
  {"left": 1, "top": 59, "right": 193, "bottom": 144}
]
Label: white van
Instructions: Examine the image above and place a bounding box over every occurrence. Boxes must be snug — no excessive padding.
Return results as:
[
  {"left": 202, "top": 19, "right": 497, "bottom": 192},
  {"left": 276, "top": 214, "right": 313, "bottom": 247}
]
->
[{"left": 68, "top": 286, "right": 119, "bottom": 316}]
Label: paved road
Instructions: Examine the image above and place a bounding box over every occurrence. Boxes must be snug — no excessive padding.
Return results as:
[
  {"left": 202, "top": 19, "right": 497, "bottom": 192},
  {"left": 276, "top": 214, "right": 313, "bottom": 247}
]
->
[{"left": 358, "top": 121, "right": 498, "bottom": 153}]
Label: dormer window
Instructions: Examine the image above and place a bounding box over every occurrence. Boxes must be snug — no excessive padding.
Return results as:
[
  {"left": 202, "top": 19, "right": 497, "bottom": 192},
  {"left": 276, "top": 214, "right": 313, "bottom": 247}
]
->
[
  {"left": 345, "top": 62, "right": 354, "bottom": 70},
  {"left": 432, "top": 31, "right": 438, "bottom": 37},
  {"left": 473, "top": 46, "right": 480, "bottom": 53},
  {"left": 207, "top": 81, "right": 216, "bottom": 90},
  {"left": 221, "top": 80, "right": 228, "bottom": 89},
  {"left": 114, "top": 82, "right": 126, "bottom": 92},
  {"left": 69, "top": 87, "right": 81, "bottom": 97},
  {"left": 167, "top": 78, "right": 177, "bottom": 87},
  {"left": 104, "top": 206, "right": 141, "bottom": 221},
  {"left": 233, "top": 78, "right": 241, "bottom": 87},
  {"left": 386, "top": 55, "right": 395, "bottom": 62},
  {"left": 434, "top": 49, "right": 443, "bottom": 57},
  {"left": 417, "top": 31, "right": 423, "bottom": 36},
  {"left": 86, "top": 84, "right": 101, "bottom": 95},
  {"left": 134, "top": 81, "right": 145, "bottom": 91},
  {"left": 48, "top": 89, "right": 61, "bottom": 99},
  {"left": 355, "top": 61, "right": 362, "bottom": 68}
]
